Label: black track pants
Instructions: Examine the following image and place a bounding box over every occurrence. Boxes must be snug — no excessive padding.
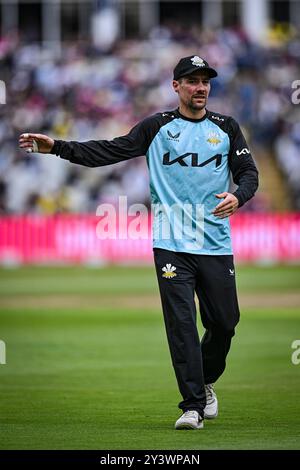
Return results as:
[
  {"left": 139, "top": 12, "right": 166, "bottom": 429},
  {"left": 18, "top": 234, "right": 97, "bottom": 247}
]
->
[{"left": 154, "top": 248, "right": 240, "bottom": 417}]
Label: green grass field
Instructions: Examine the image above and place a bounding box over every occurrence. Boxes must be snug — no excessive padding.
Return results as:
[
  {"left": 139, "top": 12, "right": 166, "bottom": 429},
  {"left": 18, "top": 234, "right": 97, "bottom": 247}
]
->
[{"left": 0, "top": 264, "right": 300, "bottom": 450}]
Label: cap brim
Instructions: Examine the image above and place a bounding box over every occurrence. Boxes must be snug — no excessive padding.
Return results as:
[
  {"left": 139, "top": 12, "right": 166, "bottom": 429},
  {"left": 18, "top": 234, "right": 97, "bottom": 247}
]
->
[{"left": 176, "top": 66, "right": 218, "bottom": 79}]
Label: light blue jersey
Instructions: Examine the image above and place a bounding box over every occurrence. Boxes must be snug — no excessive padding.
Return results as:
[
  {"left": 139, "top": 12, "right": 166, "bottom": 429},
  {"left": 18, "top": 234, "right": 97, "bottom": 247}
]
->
[
  {"left": 147, "top": 113, "right": 232, "bottom": 254},
  {"left": 54, "top": 108, "right": 258, "bottom": 255}
]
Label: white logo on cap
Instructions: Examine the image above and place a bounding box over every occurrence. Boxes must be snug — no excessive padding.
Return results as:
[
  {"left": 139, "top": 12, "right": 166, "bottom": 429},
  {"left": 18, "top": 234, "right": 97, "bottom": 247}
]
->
[{"left": 191, "top": 56, "right": 205, "bottom": 67}]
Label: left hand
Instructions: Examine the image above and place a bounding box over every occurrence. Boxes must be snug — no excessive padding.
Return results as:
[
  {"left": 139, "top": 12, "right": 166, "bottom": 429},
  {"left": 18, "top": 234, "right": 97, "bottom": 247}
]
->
[{"left": 212, "top": 192, "right": 239, "bottom": 219}]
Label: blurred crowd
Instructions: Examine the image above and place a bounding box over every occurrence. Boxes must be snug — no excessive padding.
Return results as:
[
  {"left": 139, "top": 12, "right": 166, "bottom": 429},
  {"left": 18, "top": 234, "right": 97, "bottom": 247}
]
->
[{"left": 0, "top": 24, "right": 300, "bottom": 214}]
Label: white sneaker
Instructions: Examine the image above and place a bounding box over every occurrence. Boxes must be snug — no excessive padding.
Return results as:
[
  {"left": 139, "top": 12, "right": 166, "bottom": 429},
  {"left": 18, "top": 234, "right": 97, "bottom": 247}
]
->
[
  {"left": 204, "top": 384, "right": 218, "bottom": 419},
  {"left": 175, "top": 410, "right": 204, "bottom": 430}
]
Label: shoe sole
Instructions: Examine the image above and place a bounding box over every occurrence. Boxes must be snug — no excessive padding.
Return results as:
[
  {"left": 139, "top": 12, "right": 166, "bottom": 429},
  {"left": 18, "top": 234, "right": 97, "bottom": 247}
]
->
[
  {"left": 204, "top": 411, "right": 218, "bottom": 420},
  {"left": 175, "top": 423, "right": 204, "bottom": 430}
]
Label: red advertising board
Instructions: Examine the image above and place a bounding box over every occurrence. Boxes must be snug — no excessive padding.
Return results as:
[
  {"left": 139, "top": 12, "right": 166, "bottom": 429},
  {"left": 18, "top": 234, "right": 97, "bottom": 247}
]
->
[{"left": 0, "top": 213, "right": 299, "bottom": 264}]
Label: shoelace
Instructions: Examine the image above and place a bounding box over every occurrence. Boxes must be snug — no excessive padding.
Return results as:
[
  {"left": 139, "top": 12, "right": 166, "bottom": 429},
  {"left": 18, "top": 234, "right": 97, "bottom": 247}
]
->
[{"left": 205, "top": 384, "right": 215, "bottom": 404}]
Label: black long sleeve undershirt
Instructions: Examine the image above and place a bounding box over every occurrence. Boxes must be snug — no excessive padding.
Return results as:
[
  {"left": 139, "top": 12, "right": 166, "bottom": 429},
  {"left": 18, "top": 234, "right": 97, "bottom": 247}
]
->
[{"left": 225, "top": 117, "right": 259, "bottom": 207}]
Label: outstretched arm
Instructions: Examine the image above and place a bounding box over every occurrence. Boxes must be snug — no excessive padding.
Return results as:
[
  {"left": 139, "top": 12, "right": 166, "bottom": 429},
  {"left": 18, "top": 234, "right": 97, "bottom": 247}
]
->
[{"left": 19, "top": 115, "right": 161, "bottom": 168}]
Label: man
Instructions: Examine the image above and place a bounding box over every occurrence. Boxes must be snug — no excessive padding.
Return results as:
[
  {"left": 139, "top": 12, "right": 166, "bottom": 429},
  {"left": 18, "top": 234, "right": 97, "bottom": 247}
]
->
[{"left": 19, "top": 56, "right": 258, "bottom": 430}]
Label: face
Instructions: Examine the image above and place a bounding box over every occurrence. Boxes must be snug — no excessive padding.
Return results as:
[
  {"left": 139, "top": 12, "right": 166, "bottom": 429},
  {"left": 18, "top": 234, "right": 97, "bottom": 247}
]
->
[{"left": 173, "top": 71, "right": 211, "bottom": 113}]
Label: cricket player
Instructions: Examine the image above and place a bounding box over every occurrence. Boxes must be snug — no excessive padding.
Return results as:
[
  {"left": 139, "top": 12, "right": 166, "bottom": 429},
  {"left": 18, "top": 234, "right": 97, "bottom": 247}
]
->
[{"left": 19, "top": 56, "right": 259, "bottom": 430}]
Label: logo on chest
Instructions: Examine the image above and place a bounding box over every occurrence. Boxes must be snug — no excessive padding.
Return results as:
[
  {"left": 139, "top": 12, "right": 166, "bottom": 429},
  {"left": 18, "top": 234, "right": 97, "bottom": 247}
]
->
[
  {"left": 163, "top": 152, "right": 222, "bottom": 167},
  {"left": 206, "top": 130, "right": 222, "bottom": 147},
  {"left": 167, "top": 130, "right": 181, "bottom": 142}
]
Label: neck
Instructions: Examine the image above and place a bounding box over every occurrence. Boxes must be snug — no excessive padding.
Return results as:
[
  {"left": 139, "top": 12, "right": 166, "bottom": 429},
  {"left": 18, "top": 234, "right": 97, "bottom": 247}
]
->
[{"left": 178, "top": 105, "right": 207, "bottom": 120}]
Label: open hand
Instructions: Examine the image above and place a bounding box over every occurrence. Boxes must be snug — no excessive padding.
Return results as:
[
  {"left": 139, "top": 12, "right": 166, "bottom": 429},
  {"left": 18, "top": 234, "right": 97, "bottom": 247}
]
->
[{"left": 19, "top": 133, "right": 54, "bottom": 154}]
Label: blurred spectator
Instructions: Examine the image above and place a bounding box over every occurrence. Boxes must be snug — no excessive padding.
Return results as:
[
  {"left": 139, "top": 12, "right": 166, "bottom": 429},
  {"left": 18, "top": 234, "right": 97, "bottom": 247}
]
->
[{"left": 275, "top": 121, "right": 300, "bottom": 207}]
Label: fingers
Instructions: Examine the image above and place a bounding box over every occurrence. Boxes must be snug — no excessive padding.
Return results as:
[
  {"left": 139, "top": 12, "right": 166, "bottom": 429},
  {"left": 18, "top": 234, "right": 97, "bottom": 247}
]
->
[
  {"left": 19, "top": 133, "right": 39, "bottom": 153},
  {"left": 19, "top": 133, "right": 33, "bottom": 146},
  {"left": 213, "top": 205, "right": 236, "bottom": 218},
  {"left": 19, "top": 133, "right": 40, "bottom": 153},
  {"left": 20, "top": 133, "right": 44, "bottom": 139},
  {"left": 213, "top": 193, "right": 229, "bottom": 210},
  {"left": 19, "top": 140, "right": 36, "bottom": 152},
  {"left": 19, "top": 133, "right": 37, "bottom": 141},
  {"left": 212, "top": 193, "right": 238, "bottom": 218},
  {"left": 215, "top": 192, "right": 228, "bottom": 199},
  {"left": 31, "top": 140, "right": 39, "bottom": 152},
  {"left": 19, "top": 133, "right": 45, "bottom": 143},
  {"left": 212, "top": 198, "right": 232, "bottom": 213},
  {"left": 213, "top": 199, "right": 231, "bottom": 211},
  {"left": 213, "top": 209, "right": 234, "bottom": 219},
  {"left": 212, "top": 200, "right": 234, "bottom": 214}
]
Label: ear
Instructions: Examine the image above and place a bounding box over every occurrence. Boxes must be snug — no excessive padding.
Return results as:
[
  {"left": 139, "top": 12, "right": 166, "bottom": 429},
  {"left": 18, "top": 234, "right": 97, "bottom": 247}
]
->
[{"left": 172, "top": 80, "right": 179, "bottom": 93}]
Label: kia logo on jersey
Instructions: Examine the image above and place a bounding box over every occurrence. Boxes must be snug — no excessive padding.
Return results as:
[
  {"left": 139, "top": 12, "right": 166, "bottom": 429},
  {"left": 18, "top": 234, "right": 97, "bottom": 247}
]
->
[
  {"left": 236, "top": 148, "right": 250, "bottom": 156},
  {"left": 163, "top": 152, "right": 222, "bottom": 167}
]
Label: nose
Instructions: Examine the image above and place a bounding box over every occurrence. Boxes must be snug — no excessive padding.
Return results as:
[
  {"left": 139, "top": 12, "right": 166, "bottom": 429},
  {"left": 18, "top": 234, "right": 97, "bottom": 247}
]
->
[{"left": 196, "top": 81, "right": 206, "bottom": 92}]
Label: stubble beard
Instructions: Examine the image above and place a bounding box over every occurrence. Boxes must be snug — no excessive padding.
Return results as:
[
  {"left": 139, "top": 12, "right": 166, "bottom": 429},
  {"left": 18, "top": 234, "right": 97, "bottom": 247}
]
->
[{"left": 188, "top": 96, "right": 207, "bottom": 112}]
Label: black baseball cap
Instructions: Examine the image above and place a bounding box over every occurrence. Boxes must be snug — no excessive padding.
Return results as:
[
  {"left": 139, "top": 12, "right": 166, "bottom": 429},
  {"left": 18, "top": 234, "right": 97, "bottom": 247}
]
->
[{"left": 173, "top": 55, "right": 218, "bottom": 80}]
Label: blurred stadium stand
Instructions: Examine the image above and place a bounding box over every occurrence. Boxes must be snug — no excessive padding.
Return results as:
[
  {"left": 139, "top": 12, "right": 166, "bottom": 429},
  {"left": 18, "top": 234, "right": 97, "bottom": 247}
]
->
[{"left": 0, "top": 0, "right": 299, "bottom": 263}]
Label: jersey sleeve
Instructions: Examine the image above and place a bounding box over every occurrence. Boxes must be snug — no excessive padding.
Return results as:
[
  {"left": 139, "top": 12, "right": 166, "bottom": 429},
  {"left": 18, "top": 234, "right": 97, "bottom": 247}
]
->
[
  {"left": 50, "top": 115, "right": 159, "bottom": 167},
  {"left": 228, "top": 118, "right": 259, "bottom": 207}
]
